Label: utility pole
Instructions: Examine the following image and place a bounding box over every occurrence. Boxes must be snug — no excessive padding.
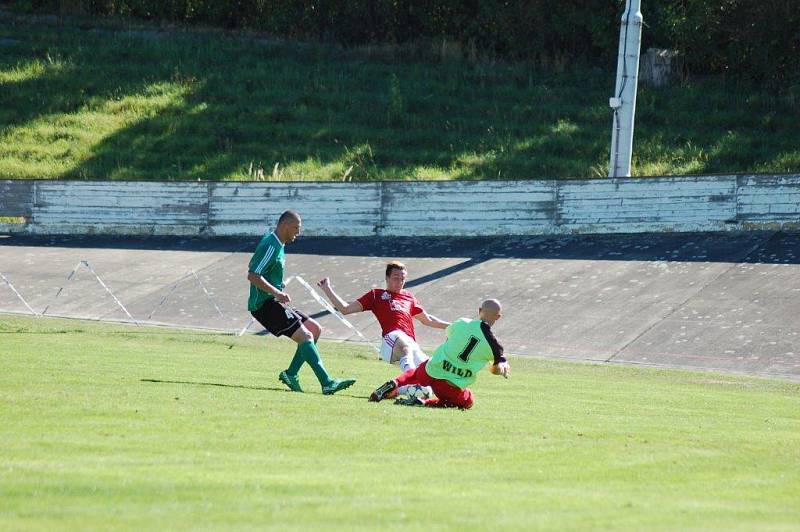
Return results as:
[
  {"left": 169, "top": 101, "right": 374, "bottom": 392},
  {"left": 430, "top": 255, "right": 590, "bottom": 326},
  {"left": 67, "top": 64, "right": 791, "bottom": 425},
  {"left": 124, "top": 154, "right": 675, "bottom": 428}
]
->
[{"left": 608, "top": 0, "right": 643, "bottom": 177}]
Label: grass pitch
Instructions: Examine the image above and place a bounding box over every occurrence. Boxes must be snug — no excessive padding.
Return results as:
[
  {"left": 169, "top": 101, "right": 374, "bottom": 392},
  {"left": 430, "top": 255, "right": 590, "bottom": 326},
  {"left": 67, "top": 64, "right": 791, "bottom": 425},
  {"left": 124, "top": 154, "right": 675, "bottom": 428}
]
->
[{"left": 1, "top": 315, "right": 798, "bottom": 530}]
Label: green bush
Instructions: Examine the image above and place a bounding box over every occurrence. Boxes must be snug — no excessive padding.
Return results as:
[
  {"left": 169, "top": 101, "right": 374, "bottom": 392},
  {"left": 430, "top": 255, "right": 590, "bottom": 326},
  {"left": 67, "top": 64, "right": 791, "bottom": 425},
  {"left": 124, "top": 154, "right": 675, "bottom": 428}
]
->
[
  {"left": 655, "top": 0, "right": 800, "bottom": 86},
  {"left": 18, "top": 0, "right": 800, "bottom": 87}
]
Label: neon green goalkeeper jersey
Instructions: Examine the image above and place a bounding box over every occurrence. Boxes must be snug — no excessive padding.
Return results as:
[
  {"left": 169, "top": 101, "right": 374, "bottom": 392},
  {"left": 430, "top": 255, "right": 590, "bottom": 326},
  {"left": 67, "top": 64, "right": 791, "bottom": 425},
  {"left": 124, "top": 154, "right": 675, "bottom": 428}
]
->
[
  {"left": 247, "top": 232, "right": 285, "bottom": 311},
  {"left": 426, "top": 318, "right": 505, "bottom": 389}
]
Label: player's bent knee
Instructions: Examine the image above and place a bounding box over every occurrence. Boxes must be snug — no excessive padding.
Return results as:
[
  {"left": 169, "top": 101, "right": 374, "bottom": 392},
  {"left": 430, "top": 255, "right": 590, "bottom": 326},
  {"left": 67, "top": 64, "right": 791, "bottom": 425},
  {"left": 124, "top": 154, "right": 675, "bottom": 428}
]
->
[
  {"left": 301, "top": 319, "right": 321, "bottom": 340},
  {"left": 291, "top": 326, "right": 315, "bottom": 344}
]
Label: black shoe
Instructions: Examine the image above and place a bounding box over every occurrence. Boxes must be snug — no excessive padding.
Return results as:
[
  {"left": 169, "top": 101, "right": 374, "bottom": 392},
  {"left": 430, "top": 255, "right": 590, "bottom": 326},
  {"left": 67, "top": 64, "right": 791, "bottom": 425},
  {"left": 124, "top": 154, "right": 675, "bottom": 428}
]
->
[
  {"left": 394, "top": 395, "right": 425, "bottom": 407},
  {"left": 368, "top": 380, "right": 397, "bottom": 402}
]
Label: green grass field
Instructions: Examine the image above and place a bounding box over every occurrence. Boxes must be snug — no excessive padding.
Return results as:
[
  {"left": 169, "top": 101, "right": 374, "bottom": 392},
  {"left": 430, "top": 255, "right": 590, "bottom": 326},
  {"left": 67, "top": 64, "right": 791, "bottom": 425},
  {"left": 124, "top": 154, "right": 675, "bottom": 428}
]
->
[
  {"left": 1, "top": 315, "right": 798, "bottom": 530},
  {"left": 1, "top": 10, "right": 799, "bottom": 181}
]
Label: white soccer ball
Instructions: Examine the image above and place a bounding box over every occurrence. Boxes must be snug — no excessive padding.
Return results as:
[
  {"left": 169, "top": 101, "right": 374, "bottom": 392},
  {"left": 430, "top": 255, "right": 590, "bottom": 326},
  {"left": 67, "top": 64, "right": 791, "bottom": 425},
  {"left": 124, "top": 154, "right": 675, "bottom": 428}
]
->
[{"left": 404, "top": 384, "right": 431, "bottom": 400}]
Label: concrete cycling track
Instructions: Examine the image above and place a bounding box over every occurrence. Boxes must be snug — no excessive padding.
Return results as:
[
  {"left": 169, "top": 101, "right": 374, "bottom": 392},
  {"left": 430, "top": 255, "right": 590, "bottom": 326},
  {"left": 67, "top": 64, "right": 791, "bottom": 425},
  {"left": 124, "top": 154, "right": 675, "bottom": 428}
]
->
[{"left": 1, "top": 231, "right": 798, "bottom": 381}]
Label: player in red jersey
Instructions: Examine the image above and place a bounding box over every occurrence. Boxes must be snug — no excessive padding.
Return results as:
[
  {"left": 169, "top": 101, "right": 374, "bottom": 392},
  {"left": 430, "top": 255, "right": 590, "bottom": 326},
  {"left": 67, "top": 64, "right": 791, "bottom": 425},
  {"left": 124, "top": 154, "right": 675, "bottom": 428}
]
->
[{"left": 318, "top": 261, "right": 449, "bottom": 396}]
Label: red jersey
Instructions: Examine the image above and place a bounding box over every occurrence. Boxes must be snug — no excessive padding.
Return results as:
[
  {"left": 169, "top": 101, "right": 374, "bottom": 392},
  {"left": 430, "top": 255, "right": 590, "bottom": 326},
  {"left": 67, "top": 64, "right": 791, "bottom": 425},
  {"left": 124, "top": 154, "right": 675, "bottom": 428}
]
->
[{"left": 357, "top": 289, "right": 424, "bottom": 339}]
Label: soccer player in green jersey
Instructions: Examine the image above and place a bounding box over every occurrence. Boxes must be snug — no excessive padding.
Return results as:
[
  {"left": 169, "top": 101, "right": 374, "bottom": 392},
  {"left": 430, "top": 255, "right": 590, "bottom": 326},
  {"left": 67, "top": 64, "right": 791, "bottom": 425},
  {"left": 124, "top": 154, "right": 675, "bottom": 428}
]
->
[
  {"left": 369, "top": 299, "right": 510, "bottom": 409},
  {"left": 247, "top": 209, "right": 355, "bottom": 395}
]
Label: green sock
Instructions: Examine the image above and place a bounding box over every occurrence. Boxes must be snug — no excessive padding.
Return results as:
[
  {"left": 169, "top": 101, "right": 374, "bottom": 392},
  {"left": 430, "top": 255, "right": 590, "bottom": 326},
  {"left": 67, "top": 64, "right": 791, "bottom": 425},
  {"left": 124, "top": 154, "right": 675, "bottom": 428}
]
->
[
  {"left": 287, "top": 345, "right": 305, "bottom": 375},
  {"left": 299, "top": 340, "right": 332, "bottom": 387}
]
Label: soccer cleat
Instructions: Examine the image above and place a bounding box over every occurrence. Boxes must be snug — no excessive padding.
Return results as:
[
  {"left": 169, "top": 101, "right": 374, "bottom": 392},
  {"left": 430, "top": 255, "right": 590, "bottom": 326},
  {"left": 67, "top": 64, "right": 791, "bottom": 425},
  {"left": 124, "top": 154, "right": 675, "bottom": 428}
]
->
[
  {"left": 278, "top": 370, "right": 303, "bottom": 392},
  {"left": 322, "top": 378, "right": 356, "bottom": 395},
  {"left": 394, "top": 395, "right": 426, "bottom": 407},
  {"left": 368, "top": 380, "right": 398, "bottom": 402}
]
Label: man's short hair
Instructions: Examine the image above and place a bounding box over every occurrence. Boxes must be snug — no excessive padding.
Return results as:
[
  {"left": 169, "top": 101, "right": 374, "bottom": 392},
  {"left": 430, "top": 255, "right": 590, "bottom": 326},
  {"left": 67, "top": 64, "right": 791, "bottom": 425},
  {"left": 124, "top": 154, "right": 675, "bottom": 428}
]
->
[
  {"left": 385, "top": 261, "right": 406, "bottom": 277},
  {"left": 277, "top": 210, "right": 301, "bottom": 226}
]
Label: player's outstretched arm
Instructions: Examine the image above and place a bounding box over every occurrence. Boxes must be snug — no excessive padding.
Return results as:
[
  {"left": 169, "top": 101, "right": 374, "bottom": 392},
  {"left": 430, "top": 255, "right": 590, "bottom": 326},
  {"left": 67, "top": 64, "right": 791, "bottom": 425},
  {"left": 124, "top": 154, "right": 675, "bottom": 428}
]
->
[
  {"left": 317, "top": 277, "right": 363, "bottom": 315},
  {"left": 415, "top": 311, "right": 450, "bottom": 329},
  {"left": 490, "top": 362, "right": 511, "bottom": 379}
]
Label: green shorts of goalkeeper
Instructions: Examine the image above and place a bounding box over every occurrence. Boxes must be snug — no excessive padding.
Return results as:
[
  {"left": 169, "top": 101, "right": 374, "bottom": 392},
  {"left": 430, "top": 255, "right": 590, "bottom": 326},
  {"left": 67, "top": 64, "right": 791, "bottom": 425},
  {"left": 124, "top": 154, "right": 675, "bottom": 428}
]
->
[{"left": 369, "top": 299, "right": 510, "bottom": 409}]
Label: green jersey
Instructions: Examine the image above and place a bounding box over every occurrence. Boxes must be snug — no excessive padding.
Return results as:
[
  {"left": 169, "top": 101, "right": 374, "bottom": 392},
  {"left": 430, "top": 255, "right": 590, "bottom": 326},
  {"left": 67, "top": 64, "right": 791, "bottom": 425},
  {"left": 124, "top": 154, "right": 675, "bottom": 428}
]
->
[
  {"left": 426, "top": 318, "right": 505, "bottom": 389},
  {"left": 247, "top": 232, "right": 285, "bottom": 311}
]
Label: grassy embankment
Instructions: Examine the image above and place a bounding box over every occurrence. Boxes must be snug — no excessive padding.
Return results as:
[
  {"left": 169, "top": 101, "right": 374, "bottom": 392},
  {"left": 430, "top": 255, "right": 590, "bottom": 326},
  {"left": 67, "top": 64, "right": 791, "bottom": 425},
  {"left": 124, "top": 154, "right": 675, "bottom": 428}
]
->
[{"left": 1, "top": 11, "right": 799, "bottom": 182}]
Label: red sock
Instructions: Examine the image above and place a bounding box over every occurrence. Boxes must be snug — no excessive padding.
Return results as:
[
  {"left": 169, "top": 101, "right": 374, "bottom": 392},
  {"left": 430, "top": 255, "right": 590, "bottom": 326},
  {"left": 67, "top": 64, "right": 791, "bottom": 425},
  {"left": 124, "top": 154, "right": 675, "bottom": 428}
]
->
[{"left": 393, "top": 367, "right": 417, "bottom": 387}]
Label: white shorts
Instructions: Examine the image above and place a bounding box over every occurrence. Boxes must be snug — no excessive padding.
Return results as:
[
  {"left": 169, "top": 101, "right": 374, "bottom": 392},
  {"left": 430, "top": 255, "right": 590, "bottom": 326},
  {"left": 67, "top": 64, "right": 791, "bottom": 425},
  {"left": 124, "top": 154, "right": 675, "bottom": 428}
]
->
[{"left": 380, "top": 330, "right": 428, "bottom": 368}]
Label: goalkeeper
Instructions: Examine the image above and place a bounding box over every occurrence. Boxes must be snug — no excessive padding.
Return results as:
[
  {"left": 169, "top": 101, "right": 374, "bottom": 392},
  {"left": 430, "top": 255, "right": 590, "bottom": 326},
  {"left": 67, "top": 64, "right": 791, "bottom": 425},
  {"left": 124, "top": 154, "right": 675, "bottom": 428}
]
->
[{"left": 369, "top": 299, "right": 509, "bottom": 409}]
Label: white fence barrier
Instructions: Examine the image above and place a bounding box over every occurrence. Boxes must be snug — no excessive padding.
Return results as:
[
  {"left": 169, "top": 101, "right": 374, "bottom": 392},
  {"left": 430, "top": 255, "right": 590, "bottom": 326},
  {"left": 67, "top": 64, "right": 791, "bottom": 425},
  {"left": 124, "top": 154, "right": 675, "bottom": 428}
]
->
[{"left": 1, "top": 175, "right": 799, "bottom": 237}]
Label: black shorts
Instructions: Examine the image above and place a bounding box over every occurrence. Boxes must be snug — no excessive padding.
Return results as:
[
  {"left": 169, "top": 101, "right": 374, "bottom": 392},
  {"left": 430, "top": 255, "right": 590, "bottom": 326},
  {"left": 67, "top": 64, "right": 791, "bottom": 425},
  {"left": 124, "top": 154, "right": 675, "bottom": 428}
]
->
[{"left": 251, "top": 298, "right": 310, "bottom": 337}]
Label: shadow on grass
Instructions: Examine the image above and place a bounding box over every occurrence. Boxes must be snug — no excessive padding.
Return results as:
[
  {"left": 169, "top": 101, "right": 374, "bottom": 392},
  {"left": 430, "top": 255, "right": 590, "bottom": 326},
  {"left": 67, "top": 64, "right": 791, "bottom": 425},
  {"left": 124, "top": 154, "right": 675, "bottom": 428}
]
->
[
  {"left": 141, "top": 378, "right": 280, "bottom": 392},
  {"left": 0, "top": 19, "right": 169, "bottom": 136},
  {"left": 140, "top": 378, "right": 370, "bottom": 399}
]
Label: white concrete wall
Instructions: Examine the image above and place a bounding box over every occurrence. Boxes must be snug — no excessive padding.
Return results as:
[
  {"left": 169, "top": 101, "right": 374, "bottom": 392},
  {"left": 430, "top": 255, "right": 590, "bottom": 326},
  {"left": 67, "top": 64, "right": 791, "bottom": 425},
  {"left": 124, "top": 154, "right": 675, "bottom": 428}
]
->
[
  {"left": 556, "top": 176, "right": 738, "bottom": 233},
  {"left": 737, "top": 175, "right": 800, "bottom": 227},
  {"left": 30, "top": 182, "right": 208, "bottom": 235},
  {"left": 209, "top": 182, "right": 380, "bottom": 236},
  {"left": 1, "top": 175, "right": 798, "bottom": 237},
  {"left": 380, "top": 181, "right": 555, "bottom": 236}
]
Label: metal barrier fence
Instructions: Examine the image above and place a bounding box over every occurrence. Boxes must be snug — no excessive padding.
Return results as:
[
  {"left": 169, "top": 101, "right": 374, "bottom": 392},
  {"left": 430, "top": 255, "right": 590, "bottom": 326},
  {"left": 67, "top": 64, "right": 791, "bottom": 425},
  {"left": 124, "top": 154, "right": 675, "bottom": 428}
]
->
[{"left": 1, "top": 264, "right": 379, "bottom": 349}]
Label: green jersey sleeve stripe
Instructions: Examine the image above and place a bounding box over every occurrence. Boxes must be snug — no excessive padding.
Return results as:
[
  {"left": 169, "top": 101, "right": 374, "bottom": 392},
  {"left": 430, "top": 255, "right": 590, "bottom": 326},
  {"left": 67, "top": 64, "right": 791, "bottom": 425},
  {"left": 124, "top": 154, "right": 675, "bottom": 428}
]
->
[{"left": 254, "top": 245, "right": 275, "bottom": 274}]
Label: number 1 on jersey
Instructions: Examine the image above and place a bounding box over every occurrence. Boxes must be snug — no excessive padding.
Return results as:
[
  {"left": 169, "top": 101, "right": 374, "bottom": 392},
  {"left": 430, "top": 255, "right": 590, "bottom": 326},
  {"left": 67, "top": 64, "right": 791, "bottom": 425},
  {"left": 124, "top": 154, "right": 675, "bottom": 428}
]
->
[{"left": 458, "top": 335, "right": 480, "bottom": 362}]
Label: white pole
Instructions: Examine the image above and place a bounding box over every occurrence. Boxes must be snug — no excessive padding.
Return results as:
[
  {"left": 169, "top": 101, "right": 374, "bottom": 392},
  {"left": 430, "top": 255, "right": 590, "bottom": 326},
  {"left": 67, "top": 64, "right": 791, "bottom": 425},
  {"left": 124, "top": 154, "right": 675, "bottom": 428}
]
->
[
  {"left": 81, "top": 261, "right": 140, "bottom": 326},
  {"left": 608, "top": 0, "right": 643, "bottom": 177},
  {"left": 293, "top": 276, "right": 381, "bottom": 354},
  {"left": 0, "top": 272, "right": 40, "bottom": 316}
]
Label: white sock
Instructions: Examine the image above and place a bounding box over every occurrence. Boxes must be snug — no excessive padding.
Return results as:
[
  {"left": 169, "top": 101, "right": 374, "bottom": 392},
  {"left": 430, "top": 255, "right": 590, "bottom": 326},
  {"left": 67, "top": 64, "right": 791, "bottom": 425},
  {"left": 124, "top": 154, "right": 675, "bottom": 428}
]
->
[
  {"left": 412, "top": 349, "right": 429, "bottom": 367},
  {"left": 396, "top": 355, "right": 415, "bottom": 396},
  {"left": 398, "top": 354, "right": 415, "bottom": 372}
]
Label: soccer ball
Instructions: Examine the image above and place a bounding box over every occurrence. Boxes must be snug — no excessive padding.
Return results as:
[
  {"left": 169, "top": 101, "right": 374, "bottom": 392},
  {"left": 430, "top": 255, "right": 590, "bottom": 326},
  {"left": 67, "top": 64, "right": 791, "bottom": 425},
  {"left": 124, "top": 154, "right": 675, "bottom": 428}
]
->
[{"left": 404, "top": 384, "right": 431, "bottom": 400}]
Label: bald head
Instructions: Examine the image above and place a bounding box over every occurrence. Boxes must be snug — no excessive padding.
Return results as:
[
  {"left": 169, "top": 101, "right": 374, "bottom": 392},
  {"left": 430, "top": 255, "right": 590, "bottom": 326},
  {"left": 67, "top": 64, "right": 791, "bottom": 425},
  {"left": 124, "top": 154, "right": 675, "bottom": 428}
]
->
[
  {"left": 481, "top": 299, "right": 501, "bottom": 313},
  {"left": 479, "top": 298, "right": 502, "bottom": 325},
  {"left": 275, "top": 209, "right": 302, "bottom": 244},
  {"left": 277, "top": 209, "right": 301, "bottom": 226}
]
